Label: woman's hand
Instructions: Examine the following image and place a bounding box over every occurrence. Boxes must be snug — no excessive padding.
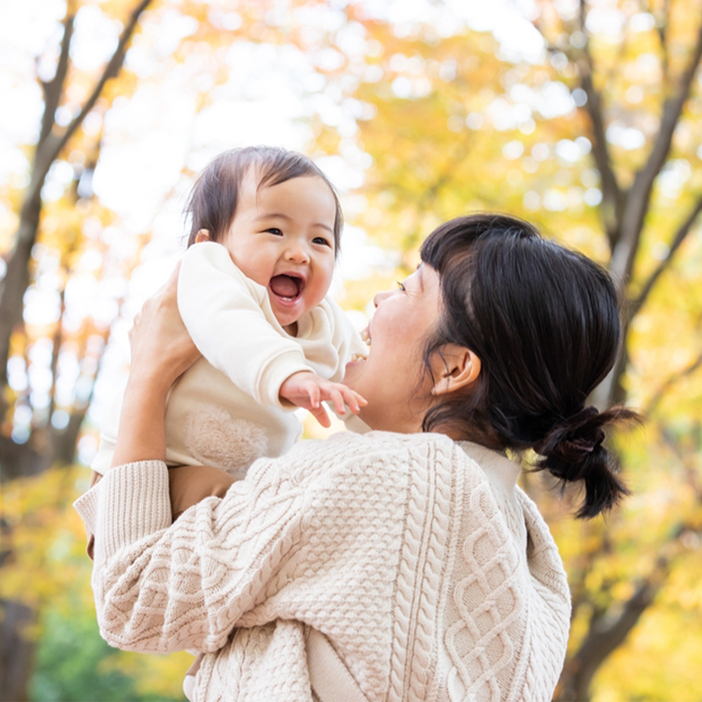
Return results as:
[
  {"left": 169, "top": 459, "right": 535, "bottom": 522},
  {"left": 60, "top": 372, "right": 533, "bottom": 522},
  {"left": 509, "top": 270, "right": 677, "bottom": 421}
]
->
[
  {"left": 128, "top": 263, "right": 201, "bottom": 395},
  {"left": 111, "top": 264, "right": 201, "bottom": 468}
]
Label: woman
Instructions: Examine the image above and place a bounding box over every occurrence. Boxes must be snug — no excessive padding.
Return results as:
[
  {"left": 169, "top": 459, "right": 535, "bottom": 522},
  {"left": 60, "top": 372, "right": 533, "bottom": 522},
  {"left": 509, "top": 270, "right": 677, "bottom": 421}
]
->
[{"left": 77, "top": 214, "right": 635, "bottom": 702}]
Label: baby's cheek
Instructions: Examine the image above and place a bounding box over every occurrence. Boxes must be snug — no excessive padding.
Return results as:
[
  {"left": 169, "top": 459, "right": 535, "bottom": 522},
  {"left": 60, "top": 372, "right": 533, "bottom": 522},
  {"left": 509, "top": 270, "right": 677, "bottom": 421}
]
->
[{"left": 302, "top": 286, "right": 327, "bottom": 312}]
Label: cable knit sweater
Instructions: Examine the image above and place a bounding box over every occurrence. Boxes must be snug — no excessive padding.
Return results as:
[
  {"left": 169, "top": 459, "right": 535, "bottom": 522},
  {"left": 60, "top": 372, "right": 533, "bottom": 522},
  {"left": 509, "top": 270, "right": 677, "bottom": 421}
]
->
[{"left": 75, "top": 431, "right": 571, "bottom": 702}]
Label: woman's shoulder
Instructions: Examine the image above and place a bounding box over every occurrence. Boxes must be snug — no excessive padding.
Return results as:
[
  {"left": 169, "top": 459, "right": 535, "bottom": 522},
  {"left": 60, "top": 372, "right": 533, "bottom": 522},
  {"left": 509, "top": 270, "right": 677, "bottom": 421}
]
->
[
  {"left": 281, "top": 432, "right": 525, "bottom": 494},
  {"left": 293, "top": 429, "right": 458, "bottom": 457},
  {"left": 274, "top": 431, "right": 460, "bottom": 484}
]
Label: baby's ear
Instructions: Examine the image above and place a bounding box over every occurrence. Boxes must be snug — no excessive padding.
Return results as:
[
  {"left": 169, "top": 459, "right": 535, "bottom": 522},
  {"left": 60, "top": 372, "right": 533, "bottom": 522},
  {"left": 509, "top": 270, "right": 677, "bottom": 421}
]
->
[{"left": 195, "top": 229, "right": 212, "bottom": 243}]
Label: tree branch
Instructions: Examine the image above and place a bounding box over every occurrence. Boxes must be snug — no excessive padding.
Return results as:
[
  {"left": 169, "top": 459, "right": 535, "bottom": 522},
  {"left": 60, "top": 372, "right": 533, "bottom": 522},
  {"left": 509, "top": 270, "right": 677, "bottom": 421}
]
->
[
  {"left": 655, "top": 0, "right": 672, "bottom": 84},
  {"left": 38, "top": 11, "right": 75, "bottom": 148},
  {"left": 610, "top": 16, "right": 702, "bottom": 291},
  {"left": 660, "top": 422, "right": 702, "bottom": 499},
  {"left": 0, "top": 0, "right": 154, "bottom": 406},
  {"left": 41, "top": 0, "right": 154, "bottom": 168},
  {"left": 560, "top": 414, "right": 702, "bottom": 700},
  {"left": 576, "top": 0, "right": 623, "bottom": 248},
  {"left": 627, "top": 192, "right": 702, "bottom": 321},
  {"left": 557, "top": 522, "right": 692, "bottom": 701},
  {"left": 645, "top": 347, "right": 702, "bottom": 416}
]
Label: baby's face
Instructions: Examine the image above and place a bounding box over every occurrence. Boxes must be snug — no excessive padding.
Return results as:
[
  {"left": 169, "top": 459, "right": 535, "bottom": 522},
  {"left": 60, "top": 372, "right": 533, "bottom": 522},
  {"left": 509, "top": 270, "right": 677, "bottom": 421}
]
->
[{"left": 221, "top": 172, "right": 337, "bottom": 332}]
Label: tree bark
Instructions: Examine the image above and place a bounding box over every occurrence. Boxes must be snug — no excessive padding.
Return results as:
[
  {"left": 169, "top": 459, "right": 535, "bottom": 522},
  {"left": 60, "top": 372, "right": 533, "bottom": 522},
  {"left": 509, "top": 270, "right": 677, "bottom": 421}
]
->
[
  {"left": 609, "top": 20, "right": 702, "bottom": 295},
  {"left": 0, "top": 4, "right": 154, "bottom": 701},
  {"left": 556, "top": 520, "right": 694, "bottom": 702},
  {"left": 0, "top": 600, "right": 35, "bottom": 702},
  {"left": 0, "top": 0, "right": 153, "bottom": 411},
  {"left": 556, "top": 580, "right": 658, "bottom": 701}
]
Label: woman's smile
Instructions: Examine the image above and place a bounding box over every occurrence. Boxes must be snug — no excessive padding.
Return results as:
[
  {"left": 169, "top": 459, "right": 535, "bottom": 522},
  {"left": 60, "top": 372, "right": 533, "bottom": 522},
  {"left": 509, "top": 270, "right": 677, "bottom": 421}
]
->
[{"left": 343, "top": 264, "right": 442, "bottom": 432}]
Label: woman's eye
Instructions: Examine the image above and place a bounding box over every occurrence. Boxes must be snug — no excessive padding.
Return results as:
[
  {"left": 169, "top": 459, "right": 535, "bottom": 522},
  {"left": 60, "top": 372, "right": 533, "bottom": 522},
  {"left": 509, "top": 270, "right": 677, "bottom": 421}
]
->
[
  {"left": 265, "top": 228, "right": 283, "bottom": 236},
  {"left": 396, "top": 281, "right": 406, "bottom": 291},
  {"left": 313, "top": 236, "right": 332, "bottom": 247}
]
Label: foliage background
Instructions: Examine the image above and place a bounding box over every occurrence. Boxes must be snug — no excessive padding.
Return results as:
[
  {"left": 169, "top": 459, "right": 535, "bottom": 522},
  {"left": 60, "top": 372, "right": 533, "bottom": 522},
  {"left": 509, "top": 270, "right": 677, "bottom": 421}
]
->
[{"left": 1, "top": 1, "right": 701, "bottom": 700}]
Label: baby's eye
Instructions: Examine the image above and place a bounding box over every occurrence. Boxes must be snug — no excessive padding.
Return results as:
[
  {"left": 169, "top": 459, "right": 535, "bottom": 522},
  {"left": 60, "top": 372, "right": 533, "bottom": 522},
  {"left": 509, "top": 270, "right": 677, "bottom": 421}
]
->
[
  {"left": 396, "top": 281, "right": 406, "bottom": 291},
  {"left": 265, "top": 228, "right": 283, "bottom": 236},
  {"left": 312, "top": 236, "right": 332, "bottom": 247}
]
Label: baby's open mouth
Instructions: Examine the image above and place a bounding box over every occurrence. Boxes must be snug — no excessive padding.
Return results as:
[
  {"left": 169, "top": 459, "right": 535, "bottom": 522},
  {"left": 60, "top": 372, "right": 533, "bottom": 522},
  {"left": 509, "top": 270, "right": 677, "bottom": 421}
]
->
[{"left": 269, "top": 274, "right": 304, "bottom": 302}]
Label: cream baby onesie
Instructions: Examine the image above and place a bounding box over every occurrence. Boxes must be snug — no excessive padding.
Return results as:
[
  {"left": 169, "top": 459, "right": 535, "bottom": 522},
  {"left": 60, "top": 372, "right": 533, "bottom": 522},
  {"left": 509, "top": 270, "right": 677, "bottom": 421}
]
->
[{"left": 91, "top": 241, "right": 366, "bottom": 477}]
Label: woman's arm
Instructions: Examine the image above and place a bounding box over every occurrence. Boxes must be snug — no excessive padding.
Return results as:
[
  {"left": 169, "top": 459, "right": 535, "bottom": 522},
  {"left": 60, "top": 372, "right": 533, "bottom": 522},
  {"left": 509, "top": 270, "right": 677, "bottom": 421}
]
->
[
  {"left": 91, "top": 455, "right": 306, "bottom": 654},
  {"left": 84, "top": 267, "right": 309, "bottom": 654},
  {"left": 77, "top": 268, "right": 202, "bottom": 556},
  {"left": 111, "top": 264, "right": 200, "bottom": 468},
  {"left": 83, "top": 466, "right": 236, "bottom": 560}
]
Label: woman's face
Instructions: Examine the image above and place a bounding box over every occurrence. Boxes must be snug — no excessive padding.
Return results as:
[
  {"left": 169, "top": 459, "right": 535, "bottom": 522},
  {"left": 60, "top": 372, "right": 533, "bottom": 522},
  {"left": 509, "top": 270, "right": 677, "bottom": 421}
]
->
[{"left": 343, "top": 263, "right": 443, "bottom": 433}]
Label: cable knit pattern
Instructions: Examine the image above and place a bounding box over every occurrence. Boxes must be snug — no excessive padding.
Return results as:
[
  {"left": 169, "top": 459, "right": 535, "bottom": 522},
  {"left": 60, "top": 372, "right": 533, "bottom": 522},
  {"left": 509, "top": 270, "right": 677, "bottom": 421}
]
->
[
  {"left": 76, "top": 431, "right": 571, "bottom": 701},
  {"left": 445, "top": 478, "right": 525, "bottom": 699}
]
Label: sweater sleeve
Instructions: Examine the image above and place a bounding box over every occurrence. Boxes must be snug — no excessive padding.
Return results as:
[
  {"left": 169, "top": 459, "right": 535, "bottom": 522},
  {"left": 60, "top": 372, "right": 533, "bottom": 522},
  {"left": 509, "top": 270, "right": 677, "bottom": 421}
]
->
[
  {"left": 177, "top": 242, "right": 311, "bottom": 407},
  {"left": 87, "top": 456, "right": 307, "bottom": 655}
]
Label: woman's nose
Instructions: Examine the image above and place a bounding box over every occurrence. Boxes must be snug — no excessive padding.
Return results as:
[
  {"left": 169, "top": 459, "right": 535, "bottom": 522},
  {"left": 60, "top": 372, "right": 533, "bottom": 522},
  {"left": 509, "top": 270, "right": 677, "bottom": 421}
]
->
[{"left": 373, "top": 290, "right": 392, "bottom": 307}]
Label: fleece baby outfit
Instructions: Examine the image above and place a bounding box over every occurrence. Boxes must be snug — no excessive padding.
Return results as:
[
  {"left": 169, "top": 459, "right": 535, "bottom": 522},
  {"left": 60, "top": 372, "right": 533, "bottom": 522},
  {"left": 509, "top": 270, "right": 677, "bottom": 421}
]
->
[
  {"left": 76, "top": 431, "right": 571, "bottom": 702},
  {"left": 91, "top": 242, "right": 366, "bottom": 476}
]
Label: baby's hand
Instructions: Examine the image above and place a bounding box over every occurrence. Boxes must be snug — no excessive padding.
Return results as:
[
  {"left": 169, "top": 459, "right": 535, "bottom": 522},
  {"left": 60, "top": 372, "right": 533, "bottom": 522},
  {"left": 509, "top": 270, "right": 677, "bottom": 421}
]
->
[{"left": 279, "top": 371, "right": 367, "bottom": 428}]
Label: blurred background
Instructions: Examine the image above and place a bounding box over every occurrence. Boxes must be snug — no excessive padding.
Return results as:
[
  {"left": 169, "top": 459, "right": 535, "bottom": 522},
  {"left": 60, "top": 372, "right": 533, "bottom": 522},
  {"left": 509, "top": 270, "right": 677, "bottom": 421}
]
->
[{"left": 1, "top": 0, "right": 701, "bottom": 700}]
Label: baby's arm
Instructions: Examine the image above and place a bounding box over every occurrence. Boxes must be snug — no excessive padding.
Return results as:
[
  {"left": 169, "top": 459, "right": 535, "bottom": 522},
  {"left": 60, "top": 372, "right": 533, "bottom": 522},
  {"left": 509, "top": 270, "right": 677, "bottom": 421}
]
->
[
  {"left": 179, "top": 243, "right": 365, "bottom": 423},
  {"left": 279, "top": 371, "right": 366, "bottom": 428},
  {"left": 179, "top": 243, "right": 309, "bottom": 406}
]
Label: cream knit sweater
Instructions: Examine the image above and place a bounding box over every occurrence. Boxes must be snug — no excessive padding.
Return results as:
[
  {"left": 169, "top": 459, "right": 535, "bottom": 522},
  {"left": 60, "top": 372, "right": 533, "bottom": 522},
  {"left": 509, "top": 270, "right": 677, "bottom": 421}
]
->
[{"left": 75, "top": 431, "right": 571, "bottom": 702}]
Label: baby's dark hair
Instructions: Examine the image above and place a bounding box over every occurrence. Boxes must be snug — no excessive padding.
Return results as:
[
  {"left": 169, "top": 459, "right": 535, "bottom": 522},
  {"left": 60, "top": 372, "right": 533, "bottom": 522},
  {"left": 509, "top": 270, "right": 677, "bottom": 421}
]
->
[
  {"left": 185, "top": 146, "right": 343, "bottom": 255},
  {"left": 420, "top": 213, "right": 639, "bottom": 519}
]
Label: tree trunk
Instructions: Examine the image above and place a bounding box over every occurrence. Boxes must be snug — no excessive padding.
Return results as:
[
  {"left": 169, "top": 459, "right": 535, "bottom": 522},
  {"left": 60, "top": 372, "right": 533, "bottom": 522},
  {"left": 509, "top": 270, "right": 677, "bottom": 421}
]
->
[
  {"left": 533, "top": 5, "right": 702, "bottom": 700},
  {"left": 556, "top": 583, "right": 656, "bottom": 701},
  {"left": 0, "top": 175, "right": 44, "bottom": 394},
  {"left": 0, "top": 600, "right": 35, "bottom": 702},
  {"left": 0, "top": 3, "right": 154, "bottom": 699}
]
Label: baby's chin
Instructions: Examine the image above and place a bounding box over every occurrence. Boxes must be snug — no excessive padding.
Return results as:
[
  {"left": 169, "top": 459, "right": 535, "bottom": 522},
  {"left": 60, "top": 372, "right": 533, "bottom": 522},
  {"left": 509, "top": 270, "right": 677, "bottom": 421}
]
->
[
  {"left": 271, "top": 307, "right": 309, "bottom": 335},
  {"left": 269, "top": 291, "right": 323, "bottom": 332}
]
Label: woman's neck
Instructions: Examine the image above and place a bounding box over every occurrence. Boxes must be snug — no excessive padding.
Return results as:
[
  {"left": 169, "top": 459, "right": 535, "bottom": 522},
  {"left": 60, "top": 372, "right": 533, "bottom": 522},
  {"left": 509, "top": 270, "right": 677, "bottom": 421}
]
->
[
  {"left": 358, "top": 405, "right": 425, "bottom": 435},
  {"left": 362, "top": 411, "right": 502, "bottom": 449}
]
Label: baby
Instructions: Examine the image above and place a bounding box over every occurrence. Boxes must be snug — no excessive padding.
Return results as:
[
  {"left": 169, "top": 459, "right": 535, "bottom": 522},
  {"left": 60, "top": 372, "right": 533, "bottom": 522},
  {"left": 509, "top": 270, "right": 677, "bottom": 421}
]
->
[{"left": 92, "top": 146, "right": 367, "bottom": 479}]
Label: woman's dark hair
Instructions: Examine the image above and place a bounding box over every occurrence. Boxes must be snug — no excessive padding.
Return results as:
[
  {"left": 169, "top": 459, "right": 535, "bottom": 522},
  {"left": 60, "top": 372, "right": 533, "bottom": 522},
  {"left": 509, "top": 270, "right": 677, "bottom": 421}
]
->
[
  {"left": 185, "top": 146, "right": 343, "bottom": 255},
  {"left": 420, "top": 213, "right": 639, "bottom": 519}
]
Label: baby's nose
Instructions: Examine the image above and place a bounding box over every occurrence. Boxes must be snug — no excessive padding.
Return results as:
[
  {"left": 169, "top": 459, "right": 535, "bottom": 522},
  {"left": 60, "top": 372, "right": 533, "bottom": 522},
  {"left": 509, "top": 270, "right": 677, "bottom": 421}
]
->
[{"left": 286, "top": 245, "right": 310, "bottom": 263}]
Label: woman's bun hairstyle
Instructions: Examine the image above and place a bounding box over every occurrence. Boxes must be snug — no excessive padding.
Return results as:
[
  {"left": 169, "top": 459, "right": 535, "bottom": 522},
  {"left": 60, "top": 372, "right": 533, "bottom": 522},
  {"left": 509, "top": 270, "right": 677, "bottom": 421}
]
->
[
  {"left": 533, "top": 405, "right": 637, "bottom": 518},
  {"left": 420, "top": 214, "right": 640, "bottom": 519}
]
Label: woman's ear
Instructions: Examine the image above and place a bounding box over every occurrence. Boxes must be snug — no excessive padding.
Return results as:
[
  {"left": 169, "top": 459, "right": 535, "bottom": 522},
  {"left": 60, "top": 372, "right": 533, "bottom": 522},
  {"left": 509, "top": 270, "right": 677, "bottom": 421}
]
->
[
  {"left": 195, "top": 229, "right": 212, "bottom": 243},
  {"left": 430, "top": 344, "right": 481, "bottom": 396}
]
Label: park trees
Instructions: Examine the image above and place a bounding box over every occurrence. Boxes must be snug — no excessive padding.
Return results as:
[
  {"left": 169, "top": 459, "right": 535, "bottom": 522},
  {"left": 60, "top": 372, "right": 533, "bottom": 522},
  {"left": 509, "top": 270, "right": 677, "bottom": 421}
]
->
[
  {"left": 0, "top": 0, "right": 281, "bottom": 697},
  {"left": 1, "top": 0, "right": 701, "bottom": 700},
  {"left": 0, "top": 3, "right": 154, "bottom": 698}
]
